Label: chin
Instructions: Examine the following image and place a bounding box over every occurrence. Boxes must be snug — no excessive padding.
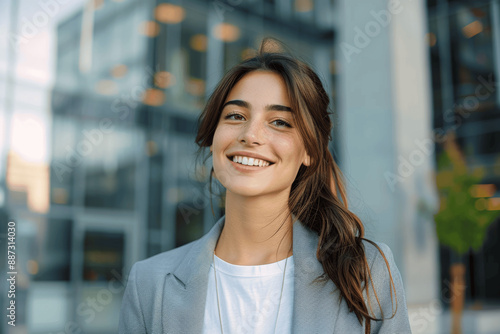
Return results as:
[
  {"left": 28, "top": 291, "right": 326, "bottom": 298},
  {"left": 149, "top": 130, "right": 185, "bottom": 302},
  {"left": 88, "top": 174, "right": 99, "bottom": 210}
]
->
[{"left": 226, "top": 185, "right": 269, "bottom": 198}]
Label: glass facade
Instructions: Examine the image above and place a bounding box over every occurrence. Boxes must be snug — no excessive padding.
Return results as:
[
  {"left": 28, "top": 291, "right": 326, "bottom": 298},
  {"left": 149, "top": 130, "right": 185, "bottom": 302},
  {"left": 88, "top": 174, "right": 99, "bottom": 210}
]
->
[
  {"left": 0, "top": 0, "right": 338, "bottom": 333},
  {"left": 2, "top": 0, "right": 499, "bottom": 332},
  {"left": 427, "top": 0, "right": 500, "bottom": 303}
]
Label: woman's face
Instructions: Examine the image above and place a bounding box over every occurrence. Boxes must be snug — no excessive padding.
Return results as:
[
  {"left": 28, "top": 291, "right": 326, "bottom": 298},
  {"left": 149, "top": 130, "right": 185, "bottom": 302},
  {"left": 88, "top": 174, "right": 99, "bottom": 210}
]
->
[{"left": 210, "top": 70, "right": 310, "bottom": 197}]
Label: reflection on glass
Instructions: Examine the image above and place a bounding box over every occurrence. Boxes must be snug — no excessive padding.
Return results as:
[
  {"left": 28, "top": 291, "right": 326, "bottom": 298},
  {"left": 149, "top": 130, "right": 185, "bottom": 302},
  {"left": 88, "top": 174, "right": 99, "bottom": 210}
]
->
[
  {"left": 222, "top": 19, "right": 250, "bottom": 72},
  {"left": 451, "top": 4, "right": 496, "bottom": 114},
  {"left": 190, "top": 34, "right": 207, "bottom": 52},
  {"left": 83, "top": 124, "right": 140, "bottom": 210},
  {"left": 213, "top": 23, "right": 241, "bottom": 42},
  {"left": 33, "top": 218, "right": 72, "bottom": 281},
  {"left": 161, "top": 2, "right": 207, "bottom": 111},
  {"left": 142, "top": 88, "right": 166, "bottom": 106},
  {"left": 295, "top": 0, "right": 313, "bottom": 12},
  {"left": 175, "top": 201, "right": 204, "bottom": 247},
  {"left": 139, "top": 21, "right": 160, "bottom": 37},
  {"left": 83, "top": 231, "right": 124, "bottom": 281},
  {"left": 155, "top": 3, "right": 185, "bottom": 24}
]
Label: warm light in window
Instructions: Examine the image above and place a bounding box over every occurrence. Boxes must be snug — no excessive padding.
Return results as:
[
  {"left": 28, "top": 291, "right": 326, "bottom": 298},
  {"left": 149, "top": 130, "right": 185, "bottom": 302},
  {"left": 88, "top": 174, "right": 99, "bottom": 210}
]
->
[
  {"left": 86, "top": 251, "right": 119, "bottom": 263},
  {"left": 185, "top": 78, "right": 205, "bottom": 96},
  {"left": 155, "top": 3, "right": 185, "bottom": 24},
  {"left": 143, "top": 89, "right": 165, "bottom": 106},
  {"left": 190, "top": 34, "right": 207, "bottom": 52},
  {"left": 52, "top": 188, "right": 68, "bottom": 204},
  {"left": 213, "top": 23, "right": 240, "bottom": 42},
  {"left": 111, "top": 64, "right": 128, "bottom": 78},
  {"left": 295, "top": 0, "right": 313, "bottom": 12},
  {"left": 487, "top": 197, "right": 500, "bottom": 211},
  {"left": 241, "top": 48, "right": 256, "bottom": 60},
  {"left": 7, "top": 152, "right": 49, "bottom": 213},
  {"left": 154, "top": 71, "right": 176, "bottom": 88},
  {"left": 146, "top": 141, "right": 158, "bottom": 156},
  {"left": 27, "top": 260, "right": 39, "bottom": 275},
  {"left": 330, "top": 60, "right": 336, "bottom": 74},
  {"left": 462, "top": 20, "right": 483, "bottom": 38},
  {"left": 95, "top": 80, "right": 118, "bottom": 95},
  {"left": 470, "top": 184, "right": 496, "bottom": 198},
  {"left": 94, "top": 0, "right": 104, "bottom": 10},
  {"left": 139, "top": 21, "right": 160, "bottom": 37},
  {"left": 425, "top": 32, "right": 437, "bottom": 47}
]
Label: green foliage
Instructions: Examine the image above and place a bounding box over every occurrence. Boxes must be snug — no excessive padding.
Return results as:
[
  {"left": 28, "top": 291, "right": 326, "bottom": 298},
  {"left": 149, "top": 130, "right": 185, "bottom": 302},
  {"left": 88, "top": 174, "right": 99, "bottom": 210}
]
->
[{"left": 434, "top": 148, "right": 498, "bottom": 255}]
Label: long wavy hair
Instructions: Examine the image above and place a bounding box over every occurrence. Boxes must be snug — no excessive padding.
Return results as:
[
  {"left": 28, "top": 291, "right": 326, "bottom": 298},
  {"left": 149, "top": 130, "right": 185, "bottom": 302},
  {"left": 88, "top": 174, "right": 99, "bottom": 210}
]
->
[{"left": 194, "top": 38, "right": 397, "bottom": 333}]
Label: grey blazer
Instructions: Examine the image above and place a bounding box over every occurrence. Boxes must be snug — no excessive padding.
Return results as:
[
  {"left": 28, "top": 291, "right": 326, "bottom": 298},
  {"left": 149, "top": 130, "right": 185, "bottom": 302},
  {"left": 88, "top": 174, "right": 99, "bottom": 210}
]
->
[{"left": 118, "top": 215, "right": 412, "bottom": 333}]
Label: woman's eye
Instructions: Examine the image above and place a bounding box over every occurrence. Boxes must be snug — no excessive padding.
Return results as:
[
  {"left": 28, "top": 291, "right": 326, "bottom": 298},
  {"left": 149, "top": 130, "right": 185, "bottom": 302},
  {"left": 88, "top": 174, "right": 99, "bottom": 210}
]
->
[
  {"left": 224, "top": 113, "right": 292, "bottom": 128},
  {"left": 225, "top": 113, "right": 244, "bottom": 120},
  {"left": 272, "top": 119, "right": 292, "bottom": 128}
]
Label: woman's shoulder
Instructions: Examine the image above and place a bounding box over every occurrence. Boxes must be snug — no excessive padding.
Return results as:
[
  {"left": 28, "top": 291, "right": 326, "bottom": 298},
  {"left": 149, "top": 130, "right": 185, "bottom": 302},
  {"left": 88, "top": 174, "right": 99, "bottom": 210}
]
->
[
  {"left": 130, "top": 238, "right": 200, "bottom": 280},
  {"left": 361, "top": 239, "right": 395, "bottom": 268},
  {"left": 360, "top": 239, "right": 401, "bottom": 285},
  {"left": 359, "top": 239, "right": 410, "bottom": 330}
]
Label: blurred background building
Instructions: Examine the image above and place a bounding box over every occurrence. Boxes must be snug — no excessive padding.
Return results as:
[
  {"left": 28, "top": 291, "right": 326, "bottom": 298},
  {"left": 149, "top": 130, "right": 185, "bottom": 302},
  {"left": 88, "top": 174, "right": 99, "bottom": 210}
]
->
[{"left": 0, "top": 0, "right": 498, "bottom": 333}]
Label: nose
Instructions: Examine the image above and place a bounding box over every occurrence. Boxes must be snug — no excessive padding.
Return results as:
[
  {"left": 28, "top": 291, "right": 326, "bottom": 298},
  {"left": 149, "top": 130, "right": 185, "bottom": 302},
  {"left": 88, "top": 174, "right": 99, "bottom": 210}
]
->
[{"left": 238, "top": 118, "right": 265, "bottom": 145}]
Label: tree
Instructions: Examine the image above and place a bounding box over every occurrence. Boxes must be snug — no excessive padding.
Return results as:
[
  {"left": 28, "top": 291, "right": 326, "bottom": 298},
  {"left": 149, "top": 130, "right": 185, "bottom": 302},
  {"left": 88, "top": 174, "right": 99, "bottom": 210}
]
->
[{"left": 434, "top": 132, "right": 499, "bottom": 334}]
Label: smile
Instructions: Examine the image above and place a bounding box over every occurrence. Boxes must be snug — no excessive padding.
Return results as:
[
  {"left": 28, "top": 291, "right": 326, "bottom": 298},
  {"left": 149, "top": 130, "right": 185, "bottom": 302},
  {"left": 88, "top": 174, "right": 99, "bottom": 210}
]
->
[{"left": 227, "top": 155, "right": 275, "bottom": 168}]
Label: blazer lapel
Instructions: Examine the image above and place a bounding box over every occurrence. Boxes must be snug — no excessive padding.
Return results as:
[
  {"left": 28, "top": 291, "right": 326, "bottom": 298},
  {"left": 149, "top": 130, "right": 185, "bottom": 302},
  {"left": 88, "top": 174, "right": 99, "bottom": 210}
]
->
[
  {"left": 162, "top": 215, "right": 225, "bottom": 334},
  {"left": 292, "top": 219, "right": 340, "bottom": 333},
  {"left": 161, "top": 215, "right": 340, "bottom": 334}
]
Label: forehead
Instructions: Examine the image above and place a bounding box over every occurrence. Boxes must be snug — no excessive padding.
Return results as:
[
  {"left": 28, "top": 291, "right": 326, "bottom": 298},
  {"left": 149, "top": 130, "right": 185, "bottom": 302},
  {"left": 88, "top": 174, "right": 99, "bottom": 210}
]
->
[{"left": 225, "top": 71, "right": 290, "bottom": 106}]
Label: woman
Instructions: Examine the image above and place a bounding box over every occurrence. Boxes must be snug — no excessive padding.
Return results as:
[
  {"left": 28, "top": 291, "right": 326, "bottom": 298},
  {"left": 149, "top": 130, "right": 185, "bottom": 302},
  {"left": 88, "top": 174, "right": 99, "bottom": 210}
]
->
[{"left": 119, "top": 38, "right": 411, "bottom": 334}]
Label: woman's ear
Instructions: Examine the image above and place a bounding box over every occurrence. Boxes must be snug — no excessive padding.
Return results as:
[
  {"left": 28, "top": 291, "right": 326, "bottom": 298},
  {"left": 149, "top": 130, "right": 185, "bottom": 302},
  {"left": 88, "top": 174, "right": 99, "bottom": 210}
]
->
[{"left": 303, "top": 152, "right": 311, "bottom": 166}]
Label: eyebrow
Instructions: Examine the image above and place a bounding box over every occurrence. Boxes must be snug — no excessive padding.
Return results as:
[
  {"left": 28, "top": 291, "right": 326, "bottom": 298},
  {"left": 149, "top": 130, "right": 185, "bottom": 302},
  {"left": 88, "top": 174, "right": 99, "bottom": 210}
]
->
[{"left": 221, "top": 99, "right": 293, "bottom": 112}]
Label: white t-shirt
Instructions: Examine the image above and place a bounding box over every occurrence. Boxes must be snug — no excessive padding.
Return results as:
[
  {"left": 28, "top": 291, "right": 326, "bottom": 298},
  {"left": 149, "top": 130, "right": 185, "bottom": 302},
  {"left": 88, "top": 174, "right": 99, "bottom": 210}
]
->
[{"left": 203, "top": 253, "right": 294, "bottom": 334}]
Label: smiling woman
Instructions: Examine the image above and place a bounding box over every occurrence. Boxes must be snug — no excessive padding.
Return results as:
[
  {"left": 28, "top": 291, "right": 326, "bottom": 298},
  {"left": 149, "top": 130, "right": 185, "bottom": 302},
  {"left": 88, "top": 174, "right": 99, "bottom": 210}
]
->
[
  {"left": 210, "top": 70, "right": 309, "bottom": 200},
  {"left": 118, "top": 37, "right": 412, "bottom": 334}
]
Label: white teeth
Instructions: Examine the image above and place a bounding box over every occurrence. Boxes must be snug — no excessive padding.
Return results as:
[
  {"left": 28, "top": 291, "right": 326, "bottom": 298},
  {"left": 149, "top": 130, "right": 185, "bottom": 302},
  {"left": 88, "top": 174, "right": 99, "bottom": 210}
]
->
[{"left": 231, "top": 155, "right": 271, "bottom": 167}]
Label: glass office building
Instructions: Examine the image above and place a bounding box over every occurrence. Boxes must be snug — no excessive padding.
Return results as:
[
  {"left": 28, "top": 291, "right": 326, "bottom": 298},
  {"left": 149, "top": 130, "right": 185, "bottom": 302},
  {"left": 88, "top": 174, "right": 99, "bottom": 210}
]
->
[
  {"left": 1, "top": 0, "right": 499, "bottom": 333},
  {"left": 1, "top": 0, "right": 337, "bottom": 333},
  {"left": 427, "top": 0, "right": 500, "bottom": 304}
]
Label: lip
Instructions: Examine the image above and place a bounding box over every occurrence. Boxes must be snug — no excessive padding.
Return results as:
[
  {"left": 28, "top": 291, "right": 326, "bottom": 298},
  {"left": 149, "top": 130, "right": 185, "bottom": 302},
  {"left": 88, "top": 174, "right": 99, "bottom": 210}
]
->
[{"left": 226, "top": 151, "right": 276, "bottom": 164}]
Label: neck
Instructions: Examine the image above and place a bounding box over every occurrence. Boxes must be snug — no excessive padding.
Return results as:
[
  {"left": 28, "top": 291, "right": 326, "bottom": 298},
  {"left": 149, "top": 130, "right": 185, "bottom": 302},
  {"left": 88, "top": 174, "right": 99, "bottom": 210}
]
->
[{"left": 214, "top": 190, "right": 294, "bottom": 266}]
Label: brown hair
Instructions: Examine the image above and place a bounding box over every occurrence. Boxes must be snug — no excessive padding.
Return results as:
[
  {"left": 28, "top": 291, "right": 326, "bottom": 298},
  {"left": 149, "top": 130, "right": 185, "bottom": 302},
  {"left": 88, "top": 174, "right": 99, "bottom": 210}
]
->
[{"left": 195, "top": 37, "right": 397, "bottom": 333}]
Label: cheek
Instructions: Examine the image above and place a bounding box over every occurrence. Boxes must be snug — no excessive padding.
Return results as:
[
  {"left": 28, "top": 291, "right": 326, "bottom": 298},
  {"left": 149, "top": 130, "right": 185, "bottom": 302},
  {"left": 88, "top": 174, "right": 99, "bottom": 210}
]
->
[
  {"left": 212, "top": 126, "right": 236, "bottom": 157},
  {"left": 279, "top": 138, "right": 304, "bottom": 162}
]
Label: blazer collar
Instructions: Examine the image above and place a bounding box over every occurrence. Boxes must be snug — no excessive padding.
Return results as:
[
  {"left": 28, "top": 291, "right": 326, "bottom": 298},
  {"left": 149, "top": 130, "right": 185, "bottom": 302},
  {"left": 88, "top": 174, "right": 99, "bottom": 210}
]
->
[
  {"left": 171, "top": 214, "right": 325, "bottom": 287},
  {"left": 165, "top": 214, "right": 340, "bottom": 333}
]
